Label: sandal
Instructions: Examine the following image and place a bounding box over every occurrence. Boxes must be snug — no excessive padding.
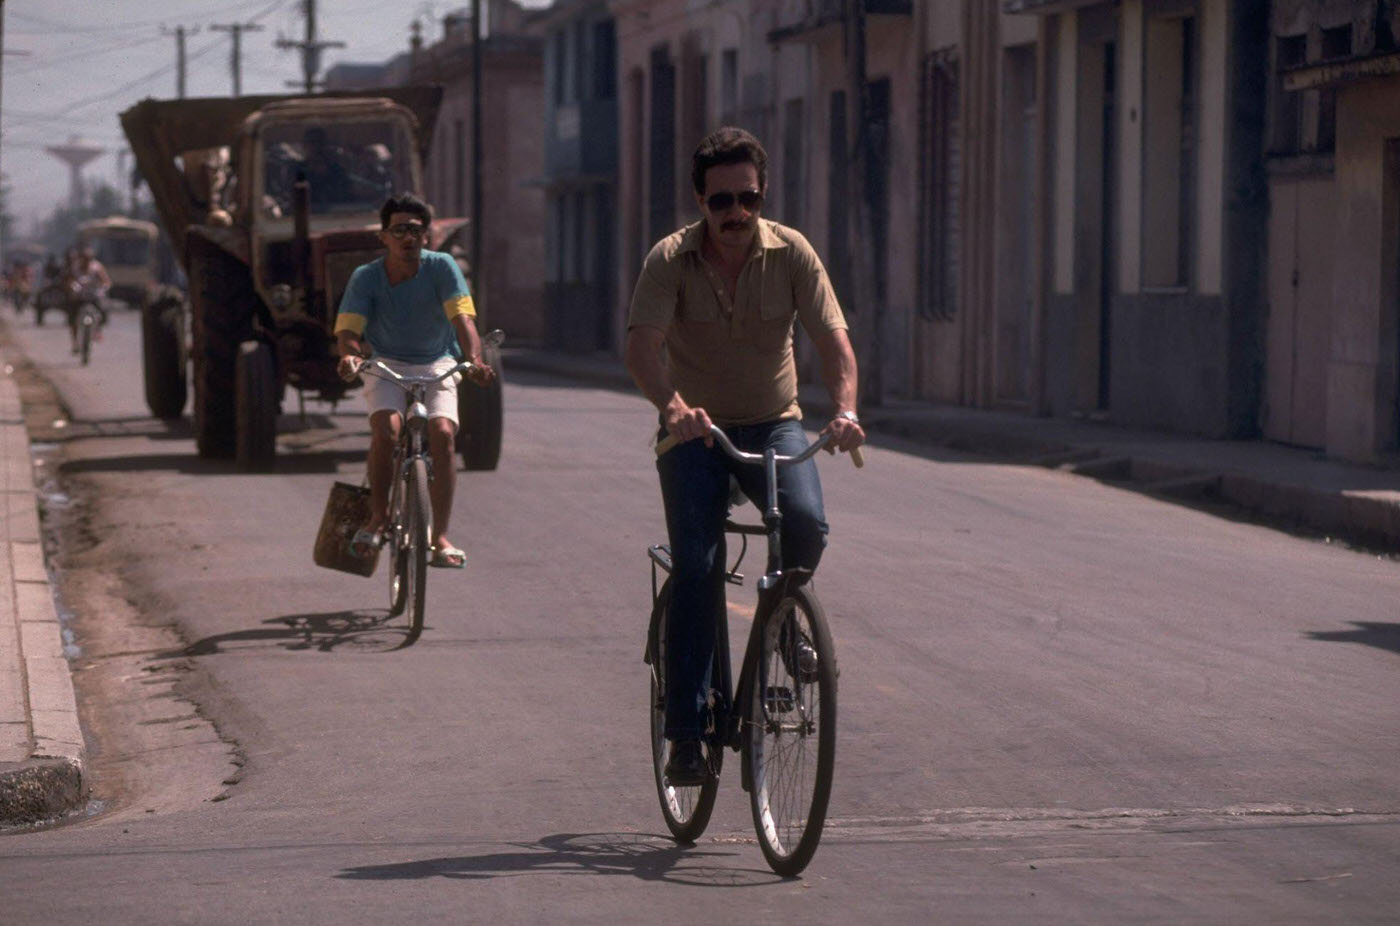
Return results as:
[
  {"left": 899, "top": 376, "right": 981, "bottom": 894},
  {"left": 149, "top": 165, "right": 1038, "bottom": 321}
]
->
[
  {"left": 430, "top": 544, "right": 467, "bottom": 569},
  {"left": 350, "top": 528, "right": 382, "bottom": 557}
]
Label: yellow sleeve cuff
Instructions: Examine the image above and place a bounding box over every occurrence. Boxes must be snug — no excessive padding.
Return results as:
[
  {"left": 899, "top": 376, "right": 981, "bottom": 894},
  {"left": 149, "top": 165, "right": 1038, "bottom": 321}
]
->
[
  {"left": 443, "top": 294, "right": 476, "bottom": 320},
  {"left": 333, "top": 313, "right": 366, "bottom": 335}
]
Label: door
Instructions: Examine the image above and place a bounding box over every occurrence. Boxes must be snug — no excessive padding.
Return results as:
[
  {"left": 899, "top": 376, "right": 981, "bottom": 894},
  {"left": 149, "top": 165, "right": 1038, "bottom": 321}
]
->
[
  {"left": 996, "top": 45, "right": 1037, "bottom": 405},
  {"left": 1264, "top": 175, "right": 1333, "bottom": 447}
]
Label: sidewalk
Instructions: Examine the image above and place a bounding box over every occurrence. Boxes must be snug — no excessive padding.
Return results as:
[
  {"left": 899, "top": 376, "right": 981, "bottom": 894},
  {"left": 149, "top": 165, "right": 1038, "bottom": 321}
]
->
[
  {"left": 0, "top": 364, "right": 84, "bottom": 826},
  {"left": 505, "top": 347, "right": 1400, "bottom": 552}
]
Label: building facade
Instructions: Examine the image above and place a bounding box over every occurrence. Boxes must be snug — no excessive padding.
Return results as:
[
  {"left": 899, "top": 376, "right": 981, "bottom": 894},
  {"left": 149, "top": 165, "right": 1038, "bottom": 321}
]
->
[
  {"left": 539, "top": 0, "right": 620, "bottom": 352},
  {"left": 1264, "top": 0, "right": 1400, "bottom": 460}
]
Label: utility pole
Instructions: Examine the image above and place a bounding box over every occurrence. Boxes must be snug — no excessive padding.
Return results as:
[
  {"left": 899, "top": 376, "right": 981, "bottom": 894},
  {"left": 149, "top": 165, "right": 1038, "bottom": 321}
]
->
[
  {"left": 276, "top": 0, "right": 343, "bottom": 93},
  {"left": 162, "top": 25, "right": 199, "bottom": 98},
  {"left": 211, "top": 21, "right": 264, "bottom": 97}
]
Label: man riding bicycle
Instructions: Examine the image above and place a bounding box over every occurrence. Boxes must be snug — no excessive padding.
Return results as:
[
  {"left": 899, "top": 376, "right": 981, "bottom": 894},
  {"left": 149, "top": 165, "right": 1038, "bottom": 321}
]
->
[
  {"left": 65, "top": 247, "right": 110, "bottom": 354},
  {"left": 334, "top": 192, "right": 495, "bottom": 569},
  {"left": 624, "top": 126, "right": 865, "bottom": 786}
]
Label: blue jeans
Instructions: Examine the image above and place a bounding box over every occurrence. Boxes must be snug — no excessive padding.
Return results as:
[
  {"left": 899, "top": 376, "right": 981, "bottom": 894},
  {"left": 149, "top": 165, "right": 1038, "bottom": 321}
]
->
[{"left": 656, "top": 418, "right": 828, "bottom": 740}]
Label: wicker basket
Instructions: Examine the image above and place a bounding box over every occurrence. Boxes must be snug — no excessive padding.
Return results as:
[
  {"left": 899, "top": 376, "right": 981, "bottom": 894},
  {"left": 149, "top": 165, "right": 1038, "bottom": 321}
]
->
[{"left": 313, "top": 481, "right": 379, "bottom": 577}]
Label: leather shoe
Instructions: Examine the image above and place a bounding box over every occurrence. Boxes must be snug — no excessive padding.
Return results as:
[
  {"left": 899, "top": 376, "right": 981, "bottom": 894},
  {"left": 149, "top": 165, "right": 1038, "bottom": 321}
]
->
[{"left": 664, "top": 738, "right": 706, "bottom": 787}]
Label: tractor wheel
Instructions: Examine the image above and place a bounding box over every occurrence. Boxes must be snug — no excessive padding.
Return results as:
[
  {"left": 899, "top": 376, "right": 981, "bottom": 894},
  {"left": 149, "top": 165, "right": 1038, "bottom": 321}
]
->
[
  {"left": 189, "top": 244, "right": 254, "bottom": 459},
  {"left": 235, "top": 340, "right": 278, "bottom": 472},
  {"left": 456, "top": 339, "right": 503, "bottom": 471},
  {"left": 142, "top": 292, "right": 187, "bottom": 420}
]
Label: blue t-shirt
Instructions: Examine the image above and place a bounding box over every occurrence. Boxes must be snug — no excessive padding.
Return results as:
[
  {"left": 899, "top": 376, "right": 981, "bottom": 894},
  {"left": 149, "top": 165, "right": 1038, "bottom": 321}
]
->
[{"left": 334, "top": 250, "right": 475, "bottom": 364}]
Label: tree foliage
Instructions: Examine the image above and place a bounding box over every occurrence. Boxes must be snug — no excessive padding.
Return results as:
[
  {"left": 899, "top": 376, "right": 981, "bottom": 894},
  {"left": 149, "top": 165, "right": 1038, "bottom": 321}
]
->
[{"left": 38, "top": 182, "right": 128, "bottom": 256}]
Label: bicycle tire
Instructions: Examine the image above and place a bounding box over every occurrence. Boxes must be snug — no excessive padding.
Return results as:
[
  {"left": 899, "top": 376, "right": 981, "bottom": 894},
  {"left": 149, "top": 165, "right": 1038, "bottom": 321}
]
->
[
  {"left": 745, "top": 584, "right": 837, "bottom": 877},
  {"left": 403, "top": 457, "right": 432, "bottom": 640},
  {"left": 388, "top": 476, "right": 409, "bottom": 618},
  {"left": 79, "top": 314, "right": 93, "bottom": 366},
  {"left": 648, "top": 579, "right": 721, "bottom": 843}
]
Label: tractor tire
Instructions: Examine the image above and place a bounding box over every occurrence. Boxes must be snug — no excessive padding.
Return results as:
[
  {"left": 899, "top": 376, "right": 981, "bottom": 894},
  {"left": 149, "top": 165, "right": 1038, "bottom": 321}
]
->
[
  {"left": 142, "top": 293, "right": 187, "bottom": 420},
  {"left": 456, "top": 339, "right": 503, "bottom": 471},
  {"left": 235, "top": 340, "right": 278, "bottom": 472},
  {"left": 189, "top": 244, "right": 255, "bottom": 459}
]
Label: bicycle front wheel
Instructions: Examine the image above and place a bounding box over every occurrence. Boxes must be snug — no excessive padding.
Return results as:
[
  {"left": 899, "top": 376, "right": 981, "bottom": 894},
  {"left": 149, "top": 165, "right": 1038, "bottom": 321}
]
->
[
  {"left": 746, "top": 584, "right": 837, "bottom": 877},
  {"left": 401, "top": 458, "right": 432, "bottom": 640},
  {"left": 648, "top": 579, "right": 720, "bottom": 843}
]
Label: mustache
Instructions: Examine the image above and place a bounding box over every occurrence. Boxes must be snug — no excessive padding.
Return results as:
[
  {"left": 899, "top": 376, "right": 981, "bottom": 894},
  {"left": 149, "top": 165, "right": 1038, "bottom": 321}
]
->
[{"left": 721, "top": 219, "right": 752, "bottom": 232}]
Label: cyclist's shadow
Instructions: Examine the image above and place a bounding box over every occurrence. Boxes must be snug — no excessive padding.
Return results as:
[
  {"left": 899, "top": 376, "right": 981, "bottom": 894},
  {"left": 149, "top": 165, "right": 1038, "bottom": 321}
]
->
[
  {"left": 336, "top": 832, "right": 781, "bottom": 886},
  {"left": 175, "top": 609, "right": 418, "bottom": 656}
]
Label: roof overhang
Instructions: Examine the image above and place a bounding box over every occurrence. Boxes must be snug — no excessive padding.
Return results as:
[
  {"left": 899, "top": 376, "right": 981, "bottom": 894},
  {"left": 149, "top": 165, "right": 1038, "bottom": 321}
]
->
[{"left": 1282, "top": 51, "right": 1400, "bottom": 91}]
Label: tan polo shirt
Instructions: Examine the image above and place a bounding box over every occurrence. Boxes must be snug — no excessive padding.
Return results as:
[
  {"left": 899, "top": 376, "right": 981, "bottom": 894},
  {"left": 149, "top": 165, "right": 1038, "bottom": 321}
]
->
[{"left": 627, "top": 218, "right": 848, "bottom": 426}]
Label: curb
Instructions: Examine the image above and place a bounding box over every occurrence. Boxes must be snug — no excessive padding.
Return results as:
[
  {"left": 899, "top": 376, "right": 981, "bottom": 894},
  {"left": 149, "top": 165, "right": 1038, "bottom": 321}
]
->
[{"left": 0, "top": 365, "right": 86, "bottom": 827}]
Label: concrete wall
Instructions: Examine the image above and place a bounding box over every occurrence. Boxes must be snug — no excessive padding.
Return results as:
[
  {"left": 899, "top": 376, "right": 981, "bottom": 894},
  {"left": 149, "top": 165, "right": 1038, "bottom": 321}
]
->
[{"left": 428, "top": 55, "right": 546, "bottom": 342}]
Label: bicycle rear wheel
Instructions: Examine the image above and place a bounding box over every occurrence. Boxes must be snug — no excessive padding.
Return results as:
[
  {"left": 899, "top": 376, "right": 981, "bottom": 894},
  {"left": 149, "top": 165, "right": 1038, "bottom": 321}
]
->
[
  {"left": 648, "top": 579, "right": 720, "bottom": 843},
  {"left": 79, "top": 313, "right": 93, "bottom": 366},
  {"left": 745, "top": 584, "right": 836, "bottom": 876},
  {"left": 401, "top": 458, "right": 432, "bottom": 640}
]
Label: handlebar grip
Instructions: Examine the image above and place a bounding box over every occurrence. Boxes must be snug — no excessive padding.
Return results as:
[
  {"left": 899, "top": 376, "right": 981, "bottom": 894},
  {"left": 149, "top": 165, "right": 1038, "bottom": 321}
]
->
[{"left": 656, "top": 429, "right": 865, "bottom": 467}]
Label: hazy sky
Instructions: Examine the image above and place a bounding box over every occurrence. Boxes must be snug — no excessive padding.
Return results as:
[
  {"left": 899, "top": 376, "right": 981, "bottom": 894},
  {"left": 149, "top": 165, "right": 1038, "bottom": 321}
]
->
[{"left": 2, "top": 0, "right": 472, "bottom": 233}]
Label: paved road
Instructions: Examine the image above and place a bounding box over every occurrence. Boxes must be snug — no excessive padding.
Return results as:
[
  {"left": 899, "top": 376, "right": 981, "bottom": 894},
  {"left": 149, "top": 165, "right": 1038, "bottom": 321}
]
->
[{"left": 2, "top": 307, "right": 1399, "bottom": 923}]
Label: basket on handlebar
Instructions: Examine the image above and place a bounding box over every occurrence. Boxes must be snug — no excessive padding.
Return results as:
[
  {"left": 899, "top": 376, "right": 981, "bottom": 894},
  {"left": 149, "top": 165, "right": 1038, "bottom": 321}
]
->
[{"left": 313, "top": 481, "right": 379, "bottom": 577}]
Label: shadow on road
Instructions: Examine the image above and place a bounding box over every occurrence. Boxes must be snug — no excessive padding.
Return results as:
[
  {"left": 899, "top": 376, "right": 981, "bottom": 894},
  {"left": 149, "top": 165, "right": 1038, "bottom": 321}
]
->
[
  {"left": 171, "top": 609, "right": 417, "bottom": 656},
  {"left": 58, "top": 448, "right": 368, "bottom": 477},
  {"left": 336, "top": 832, "right": 782, "bottom": 886},
  {"left": 1305, "top": 621, "right": 1400, "bottom": 656}
]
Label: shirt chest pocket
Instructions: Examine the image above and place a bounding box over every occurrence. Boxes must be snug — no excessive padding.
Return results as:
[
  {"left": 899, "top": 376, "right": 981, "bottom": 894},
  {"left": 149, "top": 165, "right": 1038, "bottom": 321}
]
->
[{"left": 747, "top": 265, "right": 795, "bottom": 347}]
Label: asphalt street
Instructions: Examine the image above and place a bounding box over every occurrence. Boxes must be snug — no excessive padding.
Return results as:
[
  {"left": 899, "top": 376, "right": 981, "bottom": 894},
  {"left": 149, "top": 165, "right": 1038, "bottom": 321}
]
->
[{"left": 0, "top": 306, "right": 1398, "bottom": 923}]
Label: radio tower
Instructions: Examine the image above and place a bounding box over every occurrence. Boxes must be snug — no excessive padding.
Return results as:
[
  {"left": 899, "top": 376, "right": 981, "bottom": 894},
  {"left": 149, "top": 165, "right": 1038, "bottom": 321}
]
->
[{"left": 45, "top": 136, "right": 105, "bottom": 207}]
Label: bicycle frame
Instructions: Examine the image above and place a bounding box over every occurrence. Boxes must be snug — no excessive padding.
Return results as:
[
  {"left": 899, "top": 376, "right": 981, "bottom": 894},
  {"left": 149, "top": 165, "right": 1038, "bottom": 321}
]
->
[
  {"left": 647, "top": 426, "right": 833, "bottom": 757},
  {"left": 358, "top": 359, "right": 473, "bottom": 538}
]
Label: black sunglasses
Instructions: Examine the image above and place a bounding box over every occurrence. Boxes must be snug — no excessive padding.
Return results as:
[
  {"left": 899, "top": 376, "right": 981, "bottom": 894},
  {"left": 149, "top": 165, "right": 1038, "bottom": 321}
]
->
[
  {"left": 386, "top": 222, "right": 427, "bottom": 239},
  {"left": 705, "top": 189, "right": 763, "bottom": 213}
]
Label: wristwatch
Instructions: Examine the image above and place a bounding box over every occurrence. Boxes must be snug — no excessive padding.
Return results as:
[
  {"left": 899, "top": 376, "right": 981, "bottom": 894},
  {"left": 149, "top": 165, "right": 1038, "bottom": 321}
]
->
[{"left": 837, "top": 410, "right": 860, "bottom": 425}]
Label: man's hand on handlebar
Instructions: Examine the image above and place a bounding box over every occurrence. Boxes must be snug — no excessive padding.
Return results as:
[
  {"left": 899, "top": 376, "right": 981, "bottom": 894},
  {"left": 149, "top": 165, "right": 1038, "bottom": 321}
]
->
[
  {"left": 337, "top": 352, "right": 366, "bottom": 382},
  {"left": 663, "top": 397, "right": 714, "bottom": 447},
  {"left": 465, "top": 358, "right": 495, "bottom": 387},
  {"left": 820, "top": 414, "right": 866, "bottom": 455}
]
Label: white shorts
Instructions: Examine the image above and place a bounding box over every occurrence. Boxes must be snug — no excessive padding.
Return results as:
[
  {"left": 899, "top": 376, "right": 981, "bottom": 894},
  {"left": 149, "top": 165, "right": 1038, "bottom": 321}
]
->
[{"left": 363, "top": 357, "right": 461, "bottom": 428}]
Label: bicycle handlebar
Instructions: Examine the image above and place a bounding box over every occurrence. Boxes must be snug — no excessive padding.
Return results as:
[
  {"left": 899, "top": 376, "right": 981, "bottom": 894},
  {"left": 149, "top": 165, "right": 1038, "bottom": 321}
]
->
[
  {"left": 656, "top": 424, "right": 864, "bottom": 468},
  {"left": 341, "top": 328, "right": 504, "bottom": 387},
  {"left": 356, "top": 358, "right": 479, "bottom": 388}
]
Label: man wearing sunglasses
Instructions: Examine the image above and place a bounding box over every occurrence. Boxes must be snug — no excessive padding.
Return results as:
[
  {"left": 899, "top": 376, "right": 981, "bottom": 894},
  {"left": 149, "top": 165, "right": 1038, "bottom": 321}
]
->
[
  {"left": 625, "top": 126, "right": 865, "bottom": 785},
  {"left": 334, "top": 192, "right": 495, "bottom": 569}
]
